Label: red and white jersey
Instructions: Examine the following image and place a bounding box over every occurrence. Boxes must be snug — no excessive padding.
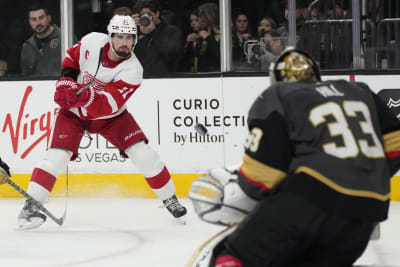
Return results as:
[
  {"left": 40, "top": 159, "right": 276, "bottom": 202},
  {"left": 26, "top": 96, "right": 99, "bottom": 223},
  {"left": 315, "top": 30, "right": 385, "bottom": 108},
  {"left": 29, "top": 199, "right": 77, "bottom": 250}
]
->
[{"left": 62, "top": 32, "right": 143, "bottom": 120}]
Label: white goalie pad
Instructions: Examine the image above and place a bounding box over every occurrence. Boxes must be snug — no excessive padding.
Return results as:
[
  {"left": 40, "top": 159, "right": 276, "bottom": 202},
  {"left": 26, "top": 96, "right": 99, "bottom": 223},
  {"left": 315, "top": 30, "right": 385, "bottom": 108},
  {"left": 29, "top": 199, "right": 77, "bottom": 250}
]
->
[
  {"left": 186, "top": 225, "right": 237, "bottom": 267},
  {"left": 189, "top": 168, "right": 258, "bottom": 226}
]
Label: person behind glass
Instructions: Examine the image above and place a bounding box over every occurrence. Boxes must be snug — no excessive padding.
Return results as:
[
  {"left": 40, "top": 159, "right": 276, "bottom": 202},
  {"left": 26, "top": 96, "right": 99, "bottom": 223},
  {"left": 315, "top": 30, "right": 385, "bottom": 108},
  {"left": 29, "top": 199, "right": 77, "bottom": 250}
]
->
[
  {"left": 20, "top": 3, "right": 61, "bottom": 77},
  {"left": 257, "top": 16, "right": 277, "bottom": 38},
  {"left": 276, "top": 0, "right": 307, "bottom": 38},
  {"left": 232, "top": 11, "right": 254, "bottom": 71},
  {"left": 181, "top": 9, "right": 201, "bottom": 72},
  {"left": 196, "top": 2, "right": 220, "bottom": 72},
  {"left": 112, "top": 6, "right": 133, "bottom": 16},
  {"left": 132, "top": 0, "right": 182, "bottom": 74},
  {"left": 0, "top": 44, "right": 7, "bottom": 76},
  {"left": 16, "top": 15, "right": 187, "bottom": 230},
  {"left": 260, "top": 29, "right": 285, "bottom": 71}
]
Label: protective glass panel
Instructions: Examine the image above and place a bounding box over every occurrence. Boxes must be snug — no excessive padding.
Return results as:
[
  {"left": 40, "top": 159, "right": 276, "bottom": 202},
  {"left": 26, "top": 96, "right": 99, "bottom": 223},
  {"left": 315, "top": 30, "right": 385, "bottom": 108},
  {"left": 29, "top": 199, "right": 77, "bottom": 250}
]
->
[{"left": 0, "top": 0, "right": 60, "bottom": 78}]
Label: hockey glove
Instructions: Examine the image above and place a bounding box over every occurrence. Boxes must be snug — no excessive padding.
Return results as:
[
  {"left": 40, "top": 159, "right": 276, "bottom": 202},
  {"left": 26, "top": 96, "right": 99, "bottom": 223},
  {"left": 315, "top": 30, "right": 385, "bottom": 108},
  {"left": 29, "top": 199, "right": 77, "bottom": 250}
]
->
[
  {"left": 65, "top": 86, "right": 93, "bottom": 108},
  {"left": 0, "top": 157, "right": 10, "bottom": 184},
  {"left": 189, "top": 168, "right": 258, "bottom": 226},
  {"left": 54, "top": 77, "right": 81, "bottom": 109}
]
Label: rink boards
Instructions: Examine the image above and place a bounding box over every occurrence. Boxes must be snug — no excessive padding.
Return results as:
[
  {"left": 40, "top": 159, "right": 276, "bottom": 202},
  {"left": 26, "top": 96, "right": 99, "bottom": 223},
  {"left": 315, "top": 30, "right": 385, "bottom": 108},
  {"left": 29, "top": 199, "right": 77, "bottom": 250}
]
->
[{"left": 1, "top": 76, "right": 400, "bottom": 200}]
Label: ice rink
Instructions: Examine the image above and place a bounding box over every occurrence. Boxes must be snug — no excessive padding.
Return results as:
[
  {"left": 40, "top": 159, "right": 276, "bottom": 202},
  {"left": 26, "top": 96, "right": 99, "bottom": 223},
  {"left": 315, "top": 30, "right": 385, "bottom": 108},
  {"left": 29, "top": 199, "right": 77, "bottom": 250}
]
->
[{"left": 0, "top": 198, "right": 399, "bottom": 267}]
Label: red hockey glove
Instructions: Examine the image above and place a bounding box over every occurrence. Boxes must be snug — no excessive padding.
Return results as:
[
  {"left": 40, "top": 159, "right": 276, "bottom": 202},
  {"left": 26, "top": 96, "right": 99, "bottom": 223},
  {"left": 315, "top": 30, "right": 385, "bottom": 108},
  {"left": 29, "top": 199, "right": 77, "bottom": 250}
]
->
[
  {"left": 54, "top": 89, "right": 69, "bottom": 109},
  {"left": 65, "top": 87, "right": 93, "bottom": 108},
  {"left": 54, "top": 77, "right": 81, "bottom": 109}
]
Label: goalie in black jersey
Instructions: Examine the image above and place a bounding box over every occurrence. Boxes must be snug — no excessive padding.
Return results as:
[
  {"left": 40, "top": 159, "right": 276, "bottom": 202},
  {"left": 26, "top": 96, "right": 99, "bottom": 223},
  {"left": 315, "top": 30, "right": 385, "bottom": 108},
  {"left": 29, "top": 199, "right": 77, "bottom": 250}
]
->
[{"left": 188, "top": 48, "right": 400, "bottom": 267}]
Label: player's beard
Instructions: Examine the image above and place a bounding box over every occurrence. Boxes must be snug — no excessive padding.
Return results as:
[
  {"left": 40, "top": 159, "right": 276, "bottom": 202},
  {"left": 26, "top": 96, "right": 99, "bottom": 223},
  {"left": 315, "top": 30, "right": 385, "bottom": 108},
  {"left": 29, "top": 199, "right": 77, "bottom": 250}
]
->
[{"left": 114, "top": 46, "right": 131, "bottom": 58}]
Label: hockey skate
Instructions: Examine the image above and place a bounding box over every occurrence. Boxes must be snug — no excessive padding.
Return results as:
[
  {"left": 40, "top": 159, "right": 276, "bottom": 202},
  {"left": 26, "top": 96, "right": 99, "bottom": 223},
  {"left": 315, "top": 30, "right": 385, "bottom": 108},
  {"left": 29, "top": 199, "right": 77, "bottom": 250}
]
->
[
  {"left": 17, "top": 200, "right": 47, "bottom": 230},
  {"left": 163, "top": 195, "right": 187, "bottom": 223}
]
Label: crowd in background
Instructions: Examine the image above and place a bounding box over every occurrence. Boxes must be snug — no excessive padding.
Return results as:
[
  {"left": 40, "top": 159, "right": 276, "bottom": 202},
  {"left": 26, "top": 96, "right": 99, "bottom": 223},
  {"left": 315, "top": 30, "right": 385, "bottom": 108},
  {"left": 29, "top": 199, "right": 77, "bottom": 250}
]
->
[{"left": 0, "top": 0, "right": 398, "bottom": 78}]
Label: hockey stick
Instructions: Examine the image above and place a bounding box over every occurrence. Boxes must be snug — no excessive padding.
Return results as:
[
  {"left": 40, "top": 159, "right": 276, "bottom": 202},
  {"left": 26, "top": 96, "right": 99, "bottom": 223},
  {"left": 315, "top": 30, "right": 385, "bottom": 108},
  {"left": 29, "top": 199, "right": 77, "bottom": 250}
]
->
[
  {"left": 75, "top": 47, "right": 103, "bottom": 95},
  {"left": 7, "top": 179, "right": 66, "bottom": 226}
]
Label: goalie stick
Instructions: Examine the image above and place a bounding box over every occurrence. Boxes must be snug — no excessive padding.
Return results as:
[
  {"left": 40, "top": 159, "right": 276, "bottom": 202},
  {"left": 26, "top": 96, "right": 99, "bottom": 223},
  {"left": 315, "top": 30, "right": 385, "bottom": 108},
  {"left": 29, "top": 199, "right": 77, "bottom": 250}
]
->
[
  {"left": 7, "top": 179, "right": 66, "bottom": 226},
  {"left": 75, "top": 47, "right": 103, "bottom": 95}
]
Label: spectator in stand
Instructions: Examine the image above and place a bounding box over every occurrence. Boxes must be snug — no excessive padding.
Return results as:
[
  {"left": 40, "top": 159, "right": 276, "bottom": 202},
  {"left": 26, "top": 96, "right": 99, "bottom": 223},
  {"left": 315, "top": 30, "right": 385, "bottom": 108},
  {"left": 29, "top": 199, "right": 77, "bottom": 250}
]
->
[
  {"left": 0, "top": 43, "right": 7, "bottom": 76},
  {"left": 181, "top": 9, "right": 201, "bottom": 72},
  {"left": 132, "top": 0, "right": 182, "bottom": 74},
  {"left": 0, "top": 60, "right": 7, "bottom": 77},
  {"left": 260, "top": 29, "right": 285, "bottom": 71},
  {"left": 113, "top": 6, "right": 133, "bottom": 16},
  {"left": 161, "top": 9, "right": 178, "bottom": 26},
  {"left": 277, "top": 0, "right": 307, "bottom": 38},
  {"left": 232, "top": 11, "right": 255, "bottom": 71},
  {"left": 326, "top": 0, "right": 350, "bottom": 19},
  {"left": 196, "top": 2, "right": 220, "bottom": 72},
  {"left": 257, "top": 16, "right": 277, "bottom": 39},
  {"left": 20, "top": 3, "right": 62, "bottom": 77}
]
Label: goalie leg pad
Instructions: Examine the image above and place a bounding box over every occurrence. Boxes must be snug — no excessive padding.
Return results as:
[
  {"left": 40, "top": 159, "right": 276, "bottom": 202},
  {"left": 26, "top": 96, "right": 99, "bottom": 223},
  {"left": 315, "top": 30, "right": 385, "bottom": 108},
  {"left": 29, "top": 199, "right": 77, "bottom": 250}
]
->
[{"left": 186, "top": 225, "right": 237, "bottom": 267}]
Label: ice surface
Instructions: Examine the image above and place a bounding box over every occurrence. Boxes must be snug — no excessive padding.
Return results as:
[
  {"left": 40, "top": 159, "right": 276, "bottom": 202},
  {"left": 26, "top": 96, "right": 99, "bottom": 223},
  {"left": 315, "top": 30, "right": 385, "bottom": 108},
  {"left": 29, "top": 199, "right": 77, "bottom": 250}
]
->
[{"left": 0, "top": 198, "right": 398, "bottom": 267}]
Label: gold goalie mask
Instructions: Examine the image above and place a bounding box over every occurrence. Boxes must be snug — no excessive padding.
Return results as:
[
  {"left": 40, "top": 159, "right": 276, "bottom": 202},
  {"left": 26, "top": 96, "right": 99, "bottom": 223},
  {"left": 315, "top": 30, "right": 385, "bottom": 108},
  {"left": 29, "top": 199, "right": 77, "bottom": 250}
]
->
[{"left": 269, "top": 47, "right": 321, "bottom": 84}]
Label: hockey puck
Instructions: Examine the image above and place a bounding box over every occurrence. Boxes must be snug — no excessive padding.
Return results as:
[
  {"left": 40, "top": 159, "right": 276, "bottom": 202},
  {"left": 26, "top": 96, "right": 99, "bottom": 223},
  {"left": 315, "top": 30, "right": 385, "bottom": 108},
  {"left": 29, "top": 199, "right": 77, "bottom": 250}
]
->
[{"left": 194, "top": 123, "right": 208, "bottom": 136}]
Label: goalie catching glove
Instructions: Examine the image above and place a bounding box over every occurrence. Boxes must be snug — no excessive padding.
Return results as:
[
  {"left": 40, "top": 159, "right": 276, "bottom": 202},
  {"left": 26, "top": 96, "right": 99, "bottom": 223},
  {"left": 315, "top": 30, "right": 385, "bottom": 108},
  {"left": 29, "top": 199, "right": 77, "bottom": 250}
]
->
[
  {"left": 189, "top": 168, "right": 257, "bottom": 226},
  {"left": 0, "top": 157, "right": 10, "bottom": 184}
]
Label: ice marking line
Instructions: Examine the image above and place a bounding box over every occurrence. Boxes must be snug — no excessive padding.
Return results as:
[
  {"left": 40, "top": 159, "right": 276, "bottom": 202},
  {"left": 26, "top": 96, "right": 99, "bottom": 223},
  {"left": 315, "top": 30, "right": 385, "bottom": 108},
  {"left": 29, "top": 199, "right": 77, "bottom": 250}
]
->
[{"left": 52, "top": 223, "right": 144, "bottom": 267}]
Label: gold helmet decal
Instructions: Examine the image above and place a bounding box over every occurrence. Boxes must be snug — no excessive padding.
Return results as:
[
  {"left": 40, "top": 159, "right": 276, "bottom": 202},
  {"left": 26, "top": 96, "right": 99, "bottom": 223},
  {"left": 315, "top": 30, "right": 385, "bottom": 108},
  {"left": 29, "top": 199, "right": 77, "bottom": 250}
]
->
[{"left": 270, "top": 47, "right": 321, "bottom": 84}]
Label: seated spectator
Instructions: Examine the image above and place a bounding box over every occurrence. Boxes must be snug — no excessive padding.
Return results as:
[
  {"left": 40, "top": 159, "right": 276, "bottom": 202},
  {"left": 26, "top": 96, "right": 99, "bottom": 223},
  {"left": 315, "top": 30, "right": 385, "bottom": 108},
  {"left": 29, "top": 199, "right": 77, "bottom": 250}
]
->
[
  {"left": 181, "top": 9, "right": 201, "bottom": 72},
  {"left": 0, "top": 42, "right": 7, "bottom": 76},
  {"left": 277, "top": 0, "right": 307, "bottom": 37},
  {"left": 0, "top": 60, "right": 7, "bottom": 77},
  {"left": 196, "top": 2, "right": 220, "bottom": 72},
  {"left": 132, "top": 0, "right": 182, "bottom": 74},
  {"left": 161, "top": 9, "right": 178, "bottom": 26},
  {"left": 260, "top": 30, "right": 285, "bottom": 71},
  {"left": 20, "top": 3, "right": 62, "bottom": 77},
  {"left": 257, "top": 16, "right": 277, "bottom": 38},
  {"left": 325, "top": 0, "right": 350, "bottom": 19},
  {"left": 113, "top": 6, "right": 133, "bottom": 16},
  {"left": 232, "top": 11, "right": 255, "bottom": 71}
]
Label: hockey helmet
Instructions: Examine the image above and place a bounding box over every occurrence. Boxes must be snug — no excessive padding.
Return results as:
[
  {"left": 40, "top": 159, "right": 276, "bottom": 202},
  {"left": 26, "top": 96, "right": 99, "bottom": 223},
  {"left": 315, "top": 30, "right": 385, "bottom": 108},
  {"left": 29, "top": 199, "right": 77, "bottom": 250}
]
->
[
  {"left": 269, "top": 47, "right": 321, "bottom": 84},
  {"left": 107, "top": 15, "right": 138, "bottom": 46}
]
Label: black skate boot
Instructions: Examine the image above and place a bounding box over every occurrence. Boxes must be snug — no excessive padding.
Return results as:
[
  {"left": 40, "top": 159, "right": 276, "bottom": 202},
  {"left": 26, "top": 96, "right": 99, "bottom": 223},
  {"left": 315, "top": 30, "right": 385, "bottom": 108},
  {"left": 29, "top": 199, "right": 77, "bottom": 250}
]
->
[
  {"left": 17, "top": 200, "right": 47, "bottom": 230},
  {"left": 163, "top": 195, "right": 187, "bottom": 219}
]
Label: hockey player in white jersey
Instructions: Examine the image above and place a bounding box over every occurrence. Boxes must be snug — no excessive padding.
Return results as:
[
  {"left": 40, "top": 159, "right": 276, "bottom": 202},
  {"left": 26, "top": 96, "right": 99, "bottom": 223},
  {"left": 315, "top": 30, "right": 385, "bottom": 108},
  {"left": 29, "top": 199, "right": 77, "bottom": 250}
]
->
[{"left": 17, "top": 15, "right": 187, "bottom": 230}]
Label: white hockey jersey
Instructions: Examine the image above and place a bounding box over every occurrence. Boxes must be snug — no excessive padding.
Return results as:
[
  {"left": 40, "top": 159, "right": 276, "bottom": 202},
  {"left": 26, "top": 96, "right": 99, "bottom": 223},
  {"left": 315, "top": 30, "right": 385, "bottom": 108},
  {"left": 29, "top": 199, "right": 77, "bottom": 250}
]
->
[{"left": 62, "top": 32, "right": 143, "bottom": 120}]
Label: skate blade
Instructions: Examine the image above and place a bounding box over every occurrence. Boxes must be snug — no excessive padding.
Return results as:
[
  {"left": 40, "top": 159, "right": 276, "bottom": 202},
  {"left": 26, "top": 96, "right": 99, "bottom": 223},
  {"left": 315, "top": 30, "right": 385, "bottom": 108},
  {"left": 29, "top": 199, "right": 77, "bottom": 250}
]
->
[{"left": 16, "top": 217, "right": 45, "bottom": 231}]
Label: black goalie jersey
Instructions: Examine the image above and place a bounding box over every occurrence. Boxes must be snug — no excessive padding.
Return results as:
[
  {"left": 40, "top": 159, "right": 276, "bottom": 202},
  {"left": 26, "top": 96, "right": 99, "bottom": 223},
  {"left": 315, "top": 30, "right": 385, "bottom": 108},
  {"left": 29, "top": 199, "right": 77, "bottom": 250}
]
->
[{"left": 238, "top": 79, "right": 400, "bottom": 221}]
